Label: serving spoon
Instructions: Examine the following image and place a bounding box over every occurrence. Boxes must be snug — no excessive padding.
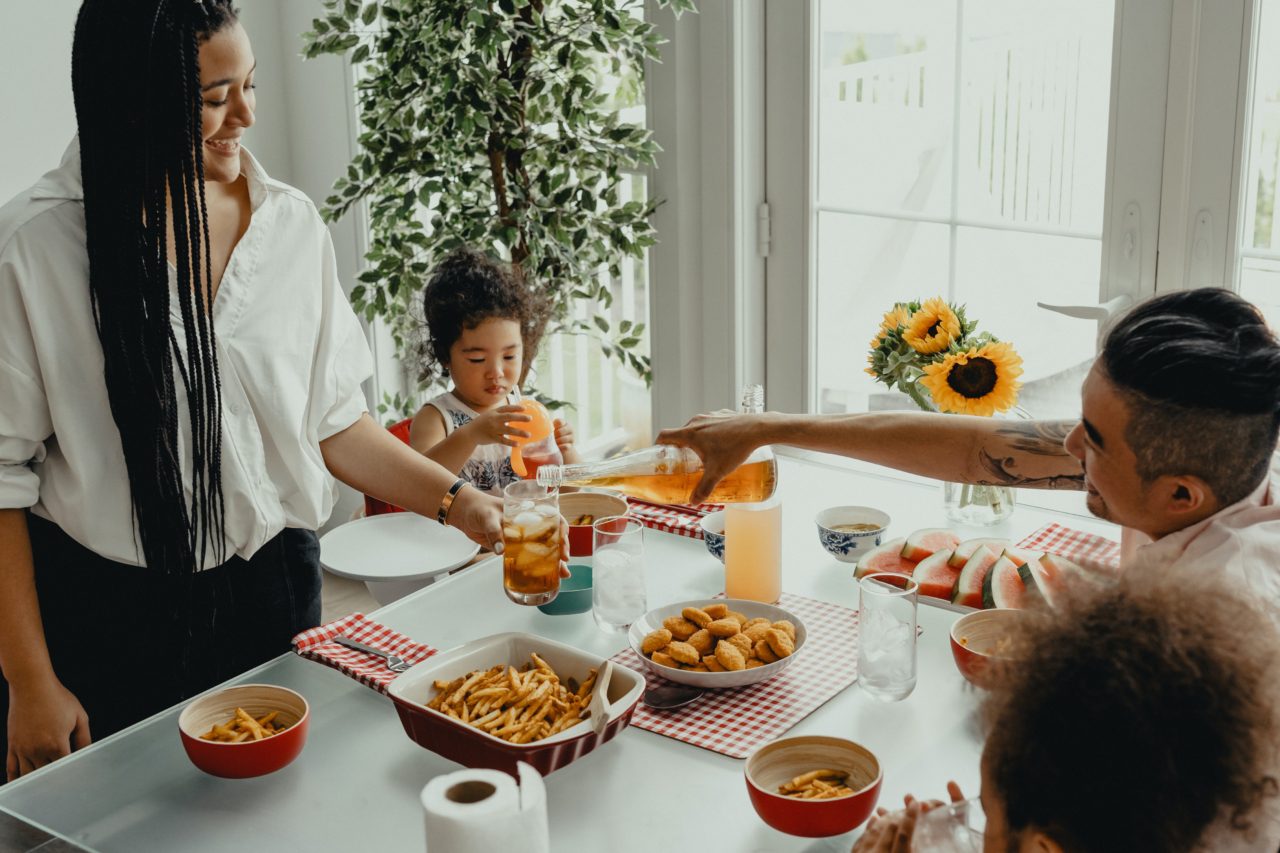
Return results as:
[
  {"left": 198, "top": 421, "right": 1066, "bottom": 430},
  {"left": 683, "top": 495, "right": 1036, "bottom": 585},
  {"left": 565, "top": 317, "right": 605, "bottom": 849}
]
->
[{"left": 642, "top": 684, "right": 705, "bottom": 710}]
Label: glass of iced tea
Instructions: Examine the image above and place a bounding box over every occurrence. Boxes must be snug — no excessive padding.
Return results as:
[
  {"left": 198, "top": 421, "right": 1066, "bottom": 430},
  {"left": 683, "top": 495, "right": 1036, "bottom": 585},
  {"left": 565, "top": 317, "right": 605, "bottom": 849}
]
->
[{"left": 502, "top": 481, "right": 562, "bottom": 606}]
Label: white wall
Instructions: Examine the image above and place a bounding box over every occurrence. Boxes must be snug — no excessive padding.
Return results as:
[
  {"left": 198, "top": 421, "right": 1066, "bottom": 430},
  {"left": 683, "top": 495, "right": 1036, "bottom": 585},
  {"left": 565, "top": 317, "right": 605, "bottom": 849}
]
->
[{"left": 0, "top": 0, "right": 81, "bottom": 202}]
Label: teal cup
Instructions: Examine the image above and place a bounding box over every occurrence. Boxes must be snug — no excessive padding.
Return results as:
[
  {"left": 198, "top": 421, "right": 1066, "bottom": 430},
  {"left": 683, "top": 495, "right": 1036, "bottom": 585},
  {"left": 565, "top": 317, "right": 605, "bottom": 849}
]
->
[{"left": 537, "top": 564, "right": 593, "bottom": 615}]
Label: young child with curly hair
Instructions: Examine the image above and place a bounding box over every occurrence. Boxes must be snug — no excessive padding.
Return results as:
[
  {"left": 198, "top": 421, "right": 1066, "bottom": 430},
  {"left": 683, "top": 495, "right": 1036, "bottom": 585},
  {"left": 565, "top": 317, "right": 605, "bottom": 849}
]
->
[{"left": 408, "top": 248, "right": 581, "bottom": 495}]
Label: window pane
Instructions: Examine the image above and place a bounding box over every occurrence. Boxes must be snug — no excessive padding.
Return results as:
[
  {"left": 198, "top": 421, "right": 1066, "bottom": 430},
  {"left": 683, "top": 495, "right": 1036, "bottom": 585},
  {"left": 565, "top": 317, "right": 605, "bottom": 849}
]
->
[
  {"left": 814, "top": 0, "right": 1115, "bottom": 417},
  {"left": 1238, "top": 0, "right": 1280, "bottom": 329}
]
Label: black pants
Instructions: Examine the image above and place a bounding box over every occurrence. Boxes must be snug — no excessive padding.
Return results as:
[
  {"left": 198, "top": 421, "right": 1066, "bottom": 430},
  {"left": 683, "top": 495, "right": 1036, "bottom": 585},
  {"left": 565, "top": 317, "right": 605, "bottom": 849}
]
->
[{"left": 1, "top": 515, "right": 321, "bottom": 759}]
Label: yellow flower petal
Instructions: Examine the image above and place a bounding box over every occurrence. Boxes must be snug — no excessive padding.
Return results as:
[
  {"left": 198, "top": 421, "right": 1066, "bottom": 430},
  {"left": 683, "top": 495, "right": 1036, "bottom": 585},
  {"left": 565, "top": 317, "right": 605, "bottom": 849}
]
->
[
  {"left": 919, "top": 341, "right": 1024, "bottom": 416},
  {"left": 903, "top": 298, "right": 961, "bottom": 355}
]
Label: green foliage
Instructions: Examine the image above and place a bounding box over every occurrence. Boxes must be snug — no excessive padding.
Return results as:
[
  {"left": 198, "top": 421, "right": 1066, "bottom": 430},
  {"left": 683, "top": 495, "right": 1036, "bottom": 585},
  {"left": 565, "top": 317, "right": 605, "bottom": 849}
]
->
[{"left": 303, "top": 0, "right": 696, "bottom": 402}]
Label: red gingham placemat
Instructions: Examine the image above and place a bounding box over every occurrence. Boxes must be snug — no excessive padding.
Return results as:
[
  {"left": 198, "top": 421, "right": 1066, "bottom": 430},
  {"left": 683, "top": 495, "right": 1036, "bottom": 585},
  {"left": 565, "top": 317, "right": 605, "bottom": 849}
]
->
[
  {"left": 292, "top": 613, "right": 437, "bottom": 695},
  {"left": 1016, "top": 522, "right": 1121, "bottom": 572},
  {"left": 626, "top": 499, "right": 724, "bottom": 540},
  {"left": 611, "top": 592, "right": 858, "bottom": 759}
]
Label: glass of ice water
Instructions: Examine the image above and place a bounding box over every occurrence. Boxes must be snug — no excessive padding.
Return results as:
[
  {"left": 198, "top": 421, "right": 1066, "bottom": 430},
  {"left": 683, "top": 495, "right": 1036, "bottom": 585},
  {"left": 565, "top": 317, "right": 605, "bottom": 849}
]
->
[
  {"left": 911, "top": 798, "right": 985, "bottom": 852},
  {"left": 858, "top": 572, "right": 919, "bottom": 701},
  {"left": 591, "top": 516, "right": 647, "bottom": 633}
]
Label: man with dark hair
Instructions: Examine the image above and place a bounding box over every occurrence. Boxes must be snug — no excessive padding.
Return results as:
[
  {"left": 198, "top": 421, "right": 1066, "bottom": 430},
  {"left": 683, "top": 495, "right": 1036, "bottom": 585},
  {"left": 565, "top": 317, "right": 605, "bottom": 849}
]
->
[
  {"left": 853, "top": 569, "right": 1280, "bottom": 852},
  {"left": 659, "top": 289, "right": 1280, "bottom": 607}
]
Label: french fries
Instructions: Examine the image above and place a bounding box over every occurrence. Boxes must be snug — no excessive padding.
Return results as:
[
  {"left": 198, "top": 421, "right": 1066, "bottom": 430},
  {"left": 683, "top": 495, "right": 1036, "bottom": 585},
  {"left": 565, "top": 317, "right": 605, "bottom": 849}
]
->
[
  {"left": 426, "top": 653, "right": 597, "bottom": 745},
  {"left": 199, "top": 708, "right": 291, "bottom": 742},
  {"left": 571, "top": 514, "right": 595, "bottom": 526},
  {"left": 777, "top": 769, "right": 857, "bottom": 799}
]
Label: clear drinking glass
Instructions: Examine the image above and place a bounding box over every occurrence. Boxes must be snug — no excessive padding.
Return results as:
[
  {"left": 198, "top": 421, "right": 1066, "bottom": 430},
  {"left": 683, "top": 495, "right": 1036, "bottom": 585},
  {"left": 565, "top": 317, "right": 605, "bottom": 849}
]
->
[
  {"left": 591, "top": 516, "right": 647, "bottom": 633},
  {"left": 501, "top": 481, "right": 561, "bottom": 606},
  {"left": 858, "top": 572, "right": 919, "bottom": 701},
  {"left": 912, "top": 797, "right": 986, "bottom": 852}
]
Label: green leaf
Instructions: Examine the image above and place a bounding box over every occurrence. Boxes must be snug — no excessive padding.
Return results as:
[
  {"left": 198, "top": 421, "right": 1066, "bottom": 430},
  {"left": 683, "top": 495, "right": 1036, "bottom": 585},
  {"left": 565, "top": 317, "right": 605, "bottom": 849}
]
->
[
  {"left": 593, "top": 315, "right": 610, "bottom": 334},
  {"left": 360, "top": 3, "right": 377, "bottom": 25}
]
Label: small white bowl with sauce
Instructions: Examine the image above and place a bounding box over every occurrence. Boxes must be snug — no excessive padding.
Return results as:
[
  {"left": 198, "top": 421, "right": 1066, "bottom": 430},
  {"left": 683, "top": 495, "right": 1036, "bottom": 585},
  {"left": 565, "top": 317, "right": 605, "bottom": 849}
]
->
[{"left": 814, "top": 506, "right": 891, "bottom": 564}]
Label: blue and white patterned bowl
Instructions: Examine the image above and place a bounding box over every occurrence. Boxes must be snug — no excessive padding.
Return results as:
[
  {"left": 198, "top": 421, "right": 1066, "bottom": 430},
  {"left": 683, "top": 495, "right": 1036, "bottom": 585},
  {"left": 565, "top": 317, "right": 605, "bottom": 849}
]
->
[
  {"left": 814, "top": 507, "right": 892, "bottom": 564},
  {"left": 699, "top": 511, "right": 726, "bottom": 562}
]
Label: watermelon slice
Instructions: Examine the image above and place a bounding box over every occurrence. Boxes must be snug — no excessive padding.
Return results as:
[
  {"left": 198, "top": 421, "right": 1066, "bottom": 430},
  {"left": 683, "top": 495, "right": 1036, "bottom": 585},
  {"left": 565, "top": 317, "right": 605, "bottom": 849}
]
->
[
  {"left": 1018, "top": 554, "right": 1071, "bottom": 607},
  {"left": 998, "top": 546, "right": 1040, "bottom": 568},
  {"left": 982, "top": 555, "right": 1029, "bottom": 609},
  {"left": 901, "top": 528, "right": 962, "bottom": 562},
  {"left": 854, "top": 538, "right": 913, "bottom": 580},
  {"left": 952, "top": 545, "right": 999, "bottom": 608},
  {"left": 947, "top": 538, "right": 1010, "bottom": 569},
  {"left": 913, "top": 550, "right": 960, "bottom": 600}
]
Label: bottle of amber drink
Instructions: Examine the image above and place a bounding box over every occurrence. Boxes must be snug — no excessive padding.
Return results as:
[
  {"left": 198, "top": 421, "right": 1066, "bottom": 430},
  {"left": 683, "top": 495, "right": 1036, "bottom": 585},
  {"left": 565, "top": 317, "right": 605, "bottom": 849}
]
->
[{"left": 534, "top": 387, "right": 778, "bottom": 505}]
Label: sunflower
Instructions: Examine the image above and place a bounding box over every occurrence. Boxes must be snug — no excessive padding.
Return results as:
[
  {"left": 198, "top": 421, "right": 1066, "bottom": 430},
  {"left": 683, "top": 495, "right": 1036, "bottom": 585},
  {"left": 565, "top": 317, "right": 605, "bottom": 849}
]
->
[
  {"left": 872, "top": 304, "right": 912, "bottom": 347},
  {"left": 919, "top": 341, "right": 1023, "bottom": 416},
  {"left": 902, "top": 298, "right": 961, "bottom": 354}
]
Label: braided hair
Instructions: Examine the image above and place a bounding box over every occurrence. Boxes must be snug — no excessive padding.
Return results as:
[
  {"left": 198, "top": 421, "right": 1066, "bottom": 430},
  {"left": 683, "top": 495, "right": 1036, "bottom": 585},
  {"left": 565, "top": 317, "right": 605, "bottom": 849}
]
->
[{"left": 71, "top": 0, "right": 238, "bottom": 572}]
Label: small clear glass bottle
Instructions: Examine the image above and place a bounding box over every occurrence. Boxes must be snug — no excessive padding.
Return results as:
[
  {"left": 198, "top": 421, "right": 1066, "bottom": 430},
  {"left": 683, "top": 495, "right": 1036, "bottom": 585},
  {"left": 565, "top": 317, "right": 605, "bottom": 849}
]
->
[{"left": 535, "top": 385, "right": 778, "bottom": 505}]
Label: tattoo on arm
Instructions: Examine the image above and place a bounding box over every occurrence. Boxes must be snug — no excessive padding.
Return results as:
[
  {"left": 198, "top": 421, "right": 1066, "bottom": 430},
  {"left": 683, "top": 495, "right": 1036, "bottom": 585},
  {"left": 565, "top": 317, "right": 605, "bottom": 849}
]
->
[{"left": 974, "top": 421, "right": 1086, "bottom": 490}]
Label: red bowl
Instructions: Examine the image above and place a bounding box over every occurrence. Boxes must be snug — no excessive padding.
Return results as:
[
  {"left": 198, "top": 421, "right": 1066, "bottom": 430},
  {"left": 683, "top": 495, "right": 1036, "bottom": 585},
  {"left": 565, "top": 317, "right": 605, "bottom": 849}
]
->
[
  {"left": 950, "top": 609, "right": 1022, "bottom": 688},
  {"left": 559, "top": 490, "right": 628, "bottom": 557},
  {"left": 745, "top": 736, "right": 883, "bottom": 837},
  {"left": 178, "top": 684, "right": 309, "bottom": 778}
]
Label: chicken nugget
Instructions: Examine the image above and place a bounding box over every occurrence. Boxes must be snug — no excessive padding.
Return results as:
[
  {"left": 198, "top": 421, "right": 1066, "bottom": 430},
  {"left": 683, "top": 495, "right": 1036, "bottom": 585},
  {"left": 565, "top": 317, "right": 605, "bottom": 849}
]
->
[
  {"left": 686, "top": 629, "right": 714, "bottom": 655},
  {"left": 682, "top": 607, "right": 713, "bottom": 628},
  {"left": 728, "top": 611, "right": 749, "bottom": 626},
  {"left": 743, "top": 617, "right": 771, "bottom": 631},
  {"left": 755, "top": 639, "right": 779, "bottom": 663},
  {"left": 743, "top": 623, "right": 771, "bottom": 644},
  {"left": 662, "top": 615, "right": 699, "bottom": 641},
  {"left": 703, "top": 603, "right": 729, "bottom": 619},
  {"left": 703, "top": 655, "right": 726, "bottom": 672},
  {"left": 641, "top": 628, "right": 673, "bottom": 654},
  {"left": 726, "top": 633, "right": 754, "bottom": 657},
  {"left": 765, "top": 627, "right": 795, "bottom": 658},
  {"left": 707, "top": 618, "right": 741, "bottom": 638},
  {"left": 651, "top": 651, "right": 679, "bottom": 668},
  {"left": 667, "top": 641, "right": 701, "bottom": 666},
  {"left": 745, "top": 659, "right": 764, "bottom": 669},
  {"left": 715, "top": 640, "right": 747, "bottom": 672},
  {"left": 772, "top": 620, "right": 797, "bottom": 642}
]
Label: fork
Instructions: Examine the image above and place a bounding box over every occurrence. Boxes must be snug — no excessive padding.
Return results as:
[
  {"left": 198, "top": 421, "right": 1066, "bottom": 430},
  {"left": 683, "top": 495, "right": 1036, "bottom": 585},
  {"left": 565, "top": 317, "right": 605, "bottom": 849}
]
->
[{"left": 332, "top": 636, "right": 412, "bottom": 673}]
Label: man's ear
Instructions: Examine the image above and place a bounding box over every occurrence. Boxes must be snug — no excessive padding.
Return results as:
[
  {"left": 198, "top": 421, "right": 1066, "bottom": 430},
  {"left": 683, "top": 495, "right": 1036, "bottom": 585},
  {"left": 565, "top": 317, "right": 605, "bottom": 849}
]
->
[{"left": 1154, "top": 473, "right": 1215, "bottom": 519}]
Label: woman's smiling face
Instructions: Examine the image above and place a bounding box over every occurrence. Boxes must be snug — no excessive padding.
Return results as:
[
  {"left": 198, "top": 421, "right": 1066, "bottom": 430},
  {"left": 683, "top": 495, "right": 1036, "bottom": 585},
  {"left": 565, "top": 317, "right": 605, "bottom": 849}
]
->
[{"left": 197, "top": 21, "right": 256, "bottom": 184}]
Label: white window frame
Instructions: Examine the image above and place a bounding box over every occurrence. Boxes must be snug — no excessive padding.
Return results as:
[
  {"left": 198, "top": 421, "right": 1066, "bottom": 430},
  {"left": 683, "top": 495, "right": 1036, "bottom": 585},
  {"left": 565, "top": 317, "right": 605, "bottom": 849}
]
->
[{"left": 757, "top": 0, "right": 1278, "bottom": 417}]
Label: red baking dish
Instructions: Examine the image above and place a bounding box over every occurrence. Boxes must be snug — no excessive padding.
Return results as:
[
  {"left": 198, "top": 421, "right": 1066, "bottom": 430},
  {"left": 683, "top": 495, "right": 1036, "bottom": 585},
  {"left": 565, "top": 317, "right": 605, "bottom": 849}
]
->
[{"left": 386, "top": 632, "right": 644, "bottom": 777}]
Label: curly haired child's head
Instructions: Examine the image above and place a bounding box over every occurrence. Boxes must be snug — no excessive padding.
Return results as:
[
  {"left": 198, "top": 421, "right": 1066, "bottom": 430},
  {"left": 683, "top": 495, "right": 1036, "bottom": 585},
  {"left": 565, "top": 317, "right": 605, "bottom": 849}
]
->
[{"left": 417, "top": 247, "right": 551, "bottom": 390}]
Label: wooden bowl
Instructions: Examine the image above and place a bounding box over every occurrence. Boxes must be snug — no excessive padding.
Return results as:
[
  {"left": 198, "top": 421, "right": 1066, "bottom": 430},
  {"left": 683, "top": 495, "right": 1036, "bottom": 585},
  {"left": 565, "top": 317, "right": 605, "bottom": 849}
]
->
[
  {"left": 745, "top": 735, "right": 882, "bottom": 837},
  {"left": 559, "top": 489, "right": 628, "bottom": 557},
  {"left": 950, "top": 608, "right": 1022, "bottom": 688},
  {"left": 178, "top": 684, "right": 309, "bottom": 778}
]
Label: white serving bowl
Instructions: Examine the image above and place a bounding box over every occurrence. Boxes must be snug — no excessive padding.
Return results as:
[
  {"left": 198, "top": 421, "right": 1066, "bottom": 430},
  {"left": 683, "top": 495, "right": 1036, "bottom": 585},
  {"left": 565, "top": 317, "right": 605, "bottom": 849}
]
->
[{"left": 627, "top": 598, "right": 807, "bottom": 689}]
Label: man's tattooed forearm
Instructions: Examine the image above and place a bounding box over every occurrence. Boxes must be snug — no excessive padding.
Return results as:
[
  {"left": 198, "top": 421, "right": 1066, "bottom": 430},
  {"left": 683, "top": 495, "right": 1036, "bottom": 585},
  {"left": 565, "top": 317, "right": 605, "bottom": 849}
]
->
[
  {"left": 994, "top": 420, "right": 1078, "bottom": 457},
  {"left": 976, "top": 420, "right": 1085, "bottom": 489}
]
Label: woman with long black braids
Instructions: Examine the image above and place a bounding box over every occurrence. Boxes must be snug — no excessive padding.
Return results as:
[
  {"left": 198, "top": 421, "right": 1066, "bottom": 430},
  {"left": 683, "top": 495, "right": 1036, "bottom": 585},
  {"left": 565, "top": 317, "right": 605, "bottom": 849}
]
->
[{"left": 0, "top": 0, "right": 552, "bottom": 780}]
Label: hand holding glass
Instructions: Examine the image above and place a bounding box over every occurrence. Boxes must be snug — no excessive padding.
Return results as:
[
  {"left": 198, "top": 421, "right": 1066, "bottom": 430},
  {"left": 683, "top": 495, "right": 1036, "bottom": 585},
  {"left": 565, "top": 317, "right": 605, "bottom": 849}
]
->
[{"left": 501, "top": 481, "right": 561, "bottom": 606}]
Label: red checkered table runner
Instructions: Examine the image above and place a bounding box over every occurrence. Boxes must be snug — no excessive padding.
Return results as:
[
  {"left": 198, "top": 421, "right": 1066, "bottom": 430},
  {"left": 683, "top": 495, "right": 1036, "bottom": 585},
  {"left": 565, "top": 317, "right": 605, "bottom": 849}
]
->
[
  {"left": 1016, "top": 522, "right": 1121, "bottom": 571},
  {"left": 626, "top": 499, "right": 724, "bottom": 540},
  {"left": 611, "top": 592, "right": 859, "bottom": 759},
  {"left": 292, "top": 613, "right": 437, "bottom": 695}
]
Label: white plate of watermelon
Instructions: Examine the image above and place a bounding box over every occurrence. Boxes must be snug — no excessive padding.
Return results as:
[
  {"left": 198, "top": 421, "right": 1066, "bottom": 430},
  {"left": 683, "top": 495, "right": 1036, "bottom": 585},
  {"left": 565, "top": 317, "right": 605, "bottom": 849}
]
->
[{"left": 854, "top": 528, "right": 1094, "bottom": 612}]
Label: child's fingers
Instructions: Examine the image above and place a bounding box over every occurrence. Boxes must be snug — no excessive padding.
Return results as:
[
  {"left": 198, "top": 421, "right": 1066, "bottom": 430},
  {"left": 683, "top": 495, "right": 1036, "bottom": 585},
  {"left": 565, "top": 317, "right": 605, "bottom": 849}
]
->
[
  {"left": 504, "top": 428, "right": 532, "bottom": 440},
  {"left": 496, "top": 404, "right": 528, "bottom": 414}
]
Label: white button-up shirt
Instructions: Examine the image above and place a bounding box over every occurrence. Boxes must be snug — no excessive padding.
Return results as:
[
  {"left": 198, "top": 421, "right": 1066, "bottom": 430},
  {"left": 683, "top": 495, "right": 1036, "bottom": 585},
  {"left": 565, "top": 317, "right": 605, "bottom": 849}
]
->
[{"left": 0, "top": 140, "right": 373, "bottom": 568}]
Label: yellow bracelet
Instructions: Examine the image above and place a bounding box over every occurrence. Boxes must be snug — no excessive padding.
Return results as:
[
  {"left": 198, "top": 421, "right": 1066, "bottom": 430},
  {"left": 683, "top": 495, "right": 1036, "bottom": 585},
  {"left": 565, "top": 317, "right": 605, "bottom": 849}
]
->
[{"left": 436, "top": 478, "right": 470, "bottom": 524}]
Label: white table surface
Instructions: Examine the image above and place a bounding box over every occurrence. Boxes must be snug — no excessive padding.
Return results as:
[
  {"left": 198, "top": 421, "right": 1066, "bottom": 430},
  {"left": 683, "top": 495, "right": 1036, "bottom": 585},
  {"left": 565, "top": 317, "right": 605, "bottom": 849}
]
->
[{"left": 0, "top": 456, "right": 1115, "bottom": 852}]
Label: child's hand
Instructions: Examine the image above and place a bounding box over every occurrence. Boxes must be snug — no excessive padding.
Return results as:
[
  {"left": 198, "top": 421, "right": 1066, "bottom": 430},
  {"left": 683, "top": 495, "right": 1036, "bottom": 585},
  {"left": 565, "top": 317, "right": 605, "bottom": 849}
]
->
[
  {"left": 469, "top": 405, "right": 531, "bottom": 447},
  {"left": 553, "top": 418, "right": 576, "bottom": 453}
]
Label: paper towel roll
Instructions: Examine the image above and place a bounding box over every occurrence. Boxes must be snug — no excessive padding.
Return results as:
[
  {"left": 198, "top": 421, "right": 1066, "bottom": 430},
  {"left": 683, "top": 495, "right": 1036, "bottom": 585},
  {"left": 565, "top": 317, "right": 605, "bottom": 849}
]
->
[{"left": 422, "top": 762, "right": 549, "bottom": 853}]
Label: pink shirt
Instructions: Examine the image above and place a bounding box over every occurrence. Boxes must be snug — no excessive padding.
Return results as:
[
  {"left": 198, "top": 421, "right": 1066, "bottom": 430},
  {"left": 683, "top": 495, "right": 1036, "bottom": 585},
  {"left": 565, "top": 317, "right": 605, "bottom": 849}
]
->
[{"left": 1124, "top": 453, "right": 1280, "bottom": 612}]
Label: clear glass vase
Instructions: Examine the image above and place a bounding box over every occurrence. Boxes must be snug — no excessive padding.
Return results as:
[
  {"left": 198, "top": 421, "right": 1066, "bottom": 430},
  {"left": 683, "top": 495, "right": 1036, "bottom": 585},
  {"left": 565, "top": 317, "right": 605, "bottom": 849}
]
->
[{"left": 942, "top": 482, "right": 1016, "bottom": 526}]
